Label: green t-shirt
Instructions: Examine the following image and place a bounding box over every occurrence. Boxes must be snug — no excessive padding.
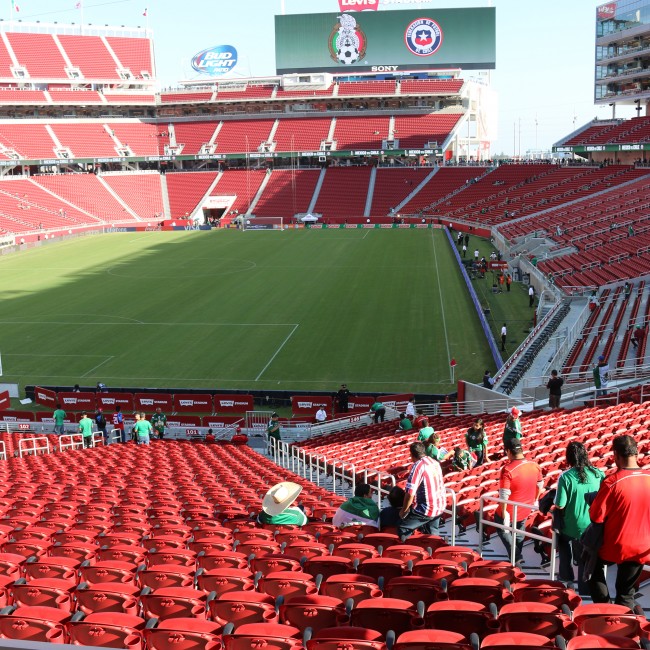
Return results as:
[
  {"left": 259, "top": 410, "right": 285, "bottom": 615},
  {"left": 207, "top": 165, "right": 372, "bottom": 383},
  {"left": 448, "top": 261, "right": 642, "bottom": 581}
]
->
[
  {"left": 400, "top": 418, "right": 413, "bottom": 431},
  {"left": 418, "top": 426, "right": 434, "bottom": 442},
  {"left": 151, "top": 413, "right": 167, "bottom": 432},
  {"left": 134, "top": 420, "right": 153, "bottom": 438},
  {"left": 267, "top": 419, "right": 281, "bottom": 441},
  {"left": 78, "top": 417, "right": 93, "bottom": 438},
  {"left": 452, "top": 449, "right": 473, "bottom": 471},
  {"left": 370, "top": 402, "right": 384, "bottom": 412},
  {"left": 257, "top": 507, "right": 307, "bottom": 526},
  {"left": 53, "top": 409, "right": 66, "bottom": 426},
  {"left": 554, "top": 466, "right": 605, "bottom": 539},
  {"left": 425, "top": 444, "right": 445, "bottom": 460},
  {"left": 502, "top": 418, "right": 521, "bottom": 446}
]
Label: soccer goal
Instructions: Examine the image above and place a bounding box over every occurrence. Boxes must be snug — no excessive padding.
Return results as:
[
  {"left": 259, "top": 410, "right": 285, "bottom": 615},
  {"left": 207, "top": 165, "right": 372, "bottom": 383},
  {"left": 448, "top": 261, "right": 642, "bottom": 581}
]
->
[{"left": 242, "top": 217, "right": 284, "bottom": 231}]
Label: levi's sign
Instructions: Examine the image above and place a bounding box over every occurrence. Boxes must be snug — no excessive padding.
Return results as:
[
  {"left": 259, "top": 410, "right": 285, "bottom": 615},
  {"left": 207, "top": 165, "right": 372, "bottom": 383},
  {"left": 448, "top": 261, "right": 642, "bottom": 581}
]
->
[
  {"left": 191, "top": 45, "right": 238, "bottom": 76},
  {"left": 339, "top": 0, "right": 378, "bottom": 10}
]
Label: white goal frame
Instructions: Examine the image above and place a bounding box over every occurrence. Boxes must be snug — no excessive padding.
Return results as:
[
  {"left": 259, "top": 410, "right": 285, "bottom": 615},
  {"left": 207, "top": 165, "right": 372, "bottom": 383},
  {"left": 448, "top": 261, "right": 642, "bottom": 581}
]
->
[{"left": 242, "top": 217, "right": 284, "bottom": 231}]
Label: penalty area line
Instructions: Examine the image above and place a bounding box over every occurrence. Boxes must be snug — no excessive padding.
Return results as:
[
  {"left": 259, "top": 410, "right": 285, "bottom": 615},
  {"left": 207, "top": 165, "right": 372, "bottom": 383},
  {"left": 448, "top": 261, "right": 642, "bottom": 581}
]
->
[
  {"left": 81, "top": 356, "right": 115, "bottom": 378},
  {"left": 255, "top": 324, "right": 299, "bottom": 382}
]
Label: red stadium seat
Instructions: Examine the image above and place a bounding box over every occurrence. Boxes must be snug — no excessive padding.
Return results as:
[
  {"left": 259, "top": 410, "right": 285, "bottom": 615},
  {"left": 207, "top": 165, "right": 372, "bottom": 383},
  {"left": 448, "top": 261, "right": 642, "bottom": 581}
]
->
[
  {"left": 145, "top": 617, "right": 223, "bottom": 650},
  {"left": 320, "top": 573, "right": 382, "bottom": 605},
  {"left": 349, "top": 597, "right": 421, "bottom": 637},
  {"left": 279, "top": 595, "right": 348, "bottom": 633},
  {"left": 393, "top": 629, "right": 475, "bottom": 650},
  {"left": 0, "top": 605, "right": 70, "bottom": 643},
  {"left": 306, "top": 626, "right": 387, "bottom": 650},
  {"left": 67, "top": 612, "right": 145, "bottom": 650},
  {"left": 480, "top": 632, "right": 557, "bottom": 650},
  {"left": 140, "top": 586, "right": 207, "bottom": 620},
  {"left": 10, "top": 579, "right": 75, "bottom": 612},
  {"left": 208, "top": 590, "right": 278, "bottom": 627},
  {"left": 222, "top": 622, "right": 303, "bottom": 650},
  {"left": 425, "top": 600, "right": 497, "bottom": 640}
]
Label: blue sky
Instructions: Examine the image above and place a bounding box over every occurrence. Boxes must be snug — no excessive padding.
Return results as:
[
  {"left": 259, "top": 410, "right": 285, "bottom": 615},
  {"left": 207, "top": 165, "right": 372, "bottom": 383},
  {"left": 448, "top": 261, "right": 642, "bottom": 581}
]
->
[{"left": 7, "top": 0, "right": 636, "bottom": 155}]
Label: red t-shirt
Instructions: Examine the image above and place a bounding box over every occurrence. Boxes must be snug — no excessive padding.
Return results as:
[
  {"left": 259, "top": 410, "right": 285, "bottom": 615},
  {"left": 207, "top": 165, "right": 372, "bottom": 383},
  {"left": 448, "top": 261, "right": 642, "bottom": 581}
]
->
[
  {"left": 499, "top": 458, "right": 543, "bottom": 520},
  {"left": 590, "top": 467, "right": 650, "bottom": 564}
]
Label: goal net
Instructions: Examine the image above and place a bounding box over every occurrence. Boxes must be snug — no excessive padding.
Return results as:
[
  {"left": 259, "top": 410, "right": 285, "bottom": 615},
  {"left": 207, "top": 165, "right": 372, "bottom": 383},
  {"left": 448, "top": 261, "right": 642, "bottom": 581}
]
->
[{"left": 242, "top": 217, "right": 284, "bottom": 231}]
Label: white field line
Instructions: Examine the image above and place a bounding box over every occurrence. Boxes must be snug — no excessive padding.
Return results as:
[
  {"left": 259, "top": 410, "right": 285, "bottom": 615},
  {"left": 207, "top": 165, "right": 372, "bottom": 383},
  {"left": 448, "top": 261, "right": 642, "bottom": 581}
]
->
[
  {"left": 81, "top": 356, "right": 115, "bottom": 378},
  {"left": 255, "top": 324, "right": 300, "bottom": 381}
]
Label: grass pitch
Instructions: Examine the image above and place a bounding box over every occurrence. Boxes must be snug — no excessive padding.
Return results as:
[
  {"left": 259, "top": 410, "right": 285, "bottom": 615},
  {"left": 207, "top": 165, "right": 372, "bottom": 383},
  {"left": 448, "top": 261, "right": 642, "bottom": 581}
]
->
[{"left": 0, "top": 228, "right": 498, "bottom": 395}]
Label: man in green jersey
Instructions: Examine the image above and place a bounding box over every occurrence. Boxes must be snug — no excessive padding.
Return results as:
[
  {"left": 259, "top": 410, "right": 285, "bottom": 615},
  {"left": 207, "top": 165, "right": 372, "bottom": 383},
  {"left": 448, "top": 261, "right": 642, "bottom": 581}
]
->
[
  {"left": 151, "top": 407, "right": 167, "bottom": 440},
  {"left": 53, "top": 403, "right": 66, "bottom": 435},
  {"left": 502, "top": 407, "right": 522, "bottom": 454},
  {"left": 78, "top": 412, "right": 94, "bottom": 448},
  {"left": 267, "top": 413, "right": 281, "bottom": 444},
  {"left": 134, "top": 412, "right": 152, "bottom": 445},
  {"left": 370, "top": 400, "right": 386, "bottom": 423}
]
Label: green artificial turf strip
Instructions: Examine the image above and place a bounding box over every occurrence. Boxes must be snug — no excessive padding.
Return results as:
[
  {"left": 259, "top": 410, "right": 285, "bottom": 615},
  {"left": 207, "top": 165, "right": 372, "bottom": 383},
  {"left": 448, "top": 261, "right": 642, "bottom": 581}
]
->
[{"left": 0, "top": 229, "right": 495, "bottom": 394}]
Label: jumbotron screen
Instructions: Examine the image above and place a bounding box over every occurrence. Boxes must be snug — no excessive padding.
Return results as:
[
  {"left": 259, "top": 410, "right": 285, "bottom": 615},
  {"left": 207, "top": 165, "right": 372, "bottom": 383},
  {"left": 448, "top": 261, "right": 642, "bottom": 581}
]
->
[{"left": 275, "top": 8, "right": 496, "bottom": 75}]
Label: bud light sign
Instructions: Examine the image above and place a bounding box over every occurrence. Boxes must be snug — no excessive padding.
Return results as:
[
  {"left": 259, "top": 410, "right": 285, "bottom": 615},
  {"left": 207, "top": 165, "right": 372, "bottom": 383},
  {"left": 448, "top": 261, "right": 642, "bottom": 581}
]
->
[{"left": 191, "top": 45, "right": 238, "bottom": 75}]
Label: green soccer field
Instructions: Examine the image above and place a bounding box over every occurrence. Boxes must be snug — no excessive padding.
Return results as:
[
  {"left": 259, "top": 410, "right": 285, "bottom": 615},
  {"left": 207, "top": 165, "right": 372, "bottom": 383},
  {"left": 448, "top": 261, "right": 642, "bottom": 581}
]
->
[{"left": 0, "top": 228, "right": 497, "bottom": 395}]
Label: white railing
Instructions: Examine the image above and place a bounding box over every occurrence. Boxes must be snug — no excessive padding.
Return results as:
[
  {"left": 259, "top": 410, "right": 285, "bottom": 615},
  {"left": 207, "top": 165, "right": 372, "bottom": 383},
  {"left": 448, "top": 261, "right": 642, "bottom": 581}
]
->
[
  {"left": 58, "top": 434, "right": 84, "bottom": 452},
  {"left": 416, "top": 398, "right": 524, "bottom": 417},
  {"left": 91, "top": 433, "right": 104, "bottom": 447},
  {"left": 18, "top": 436, "right": 50, "bottom": 458},
  {"left": 478, "top": 493, "right": 556, "bottom": 578},
  {"left": 0, "top": 441, "right": 5, "bottom": 461},
  {"left": 522, "top": 360, "right": 650, "bottom": 389}
]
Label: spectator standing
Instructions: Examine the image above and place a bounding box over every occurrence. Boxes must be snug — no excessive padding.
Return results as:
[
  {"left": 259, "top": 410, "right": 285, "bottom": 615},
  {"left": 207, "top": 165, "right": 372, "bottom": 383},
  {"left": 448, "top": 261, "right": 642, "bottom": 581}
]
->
[
  {"left": 267, "top": 413, "right": 281, "bottom": 444},
  {"left": 494, "top": 438, "right": 543, "bottom": 565},
  {"left": 588, "top": 435, "right": 650, "bottom": 609},
  {"left": 405, "top": 399, "right": 416, "bottom": 419},
  {"left": 462, "top": 244, "right": 467, "bottom": 258},
  {"left": 483, "top": 370, "right": 495, "bottom": 389},
  {"left": 502, "top": 407, "right": 522, "bottom": 453},
  {"left": 631, "top": 325, "right": 645, "bottom": 349},
  {"left": 53, "top": 403, "right": 66, "bottom": 435},
  {"left": 315, "top": 407, "right": 327, "bottom": 423},
  {"left": 336, "top": 384, "right": 350, "bottom": 413},
  {"left": 112, "top": 405, "right": 125, "bottom": 443},
  {"left": 546, "top": 370, "right": 564, "bottom": 409},
  {"left": 151, "top": 407, "right": 167, "bottom": 439},
  {"left": 94, "top": 408, "right": 107, "bottom": 444},
  {"left": 134, "top": 412, "right": 152, "bottom": 445},
  {"left": 466, "top": 418, "right": 488, "bottom": 466},
  {"left": 370, "top": 399, "right": 386, "bottom": 424},
  {"left": 554, "top": 442, "right": 604, "bottom": 594},
  {"left": 506, "top": 274, "right": 512, "bottom": 292},
  {"left": 258, "top": 482, "right": 308, "bottom": 526},
  {"left": 474, "top": 248, "right": 480, "bottom": 262},
  {"left": 380, "top": 486, "right": 405, "bottom": 531},
  {"left": 398, "top": 442, "right": 447, "bottom": 539},
  {"left": 332, "top": 483, "right": 380, "bottom": 528},
  {"left": 528, "top": 285, "right": 535, "bottom": 308},
  {"left": 593, "top": 355, "right": 609, "bottom": 397},
  {"left": 624, "top": 281, "right": 631, "bottom": 299},
  {"left": 78, "top": 412, "right": 94, "bottom": 448},
  {"left": 501, "top": 324, "right": 507, "bottom": 352}
]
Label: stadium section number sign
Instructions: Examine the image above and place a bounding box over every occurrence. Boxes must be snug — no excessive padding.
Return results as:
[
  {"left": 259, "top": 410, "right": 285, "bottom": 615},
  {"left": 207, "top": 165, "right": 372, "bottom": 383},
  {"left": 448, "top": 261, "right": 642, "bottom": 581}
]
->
[{"left": 275, "top": 8, "right": 495, "bottom": 74}]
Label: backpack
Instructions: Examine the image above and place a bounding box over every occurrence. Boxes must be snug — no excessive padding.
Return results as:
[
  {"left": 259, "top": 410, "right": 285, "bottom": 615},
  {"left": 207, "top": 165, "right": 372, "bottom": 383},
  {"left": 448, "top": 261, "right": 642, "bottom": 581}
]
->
[{"left": 96, "top": 413, "right": 106, "bottom": 428}]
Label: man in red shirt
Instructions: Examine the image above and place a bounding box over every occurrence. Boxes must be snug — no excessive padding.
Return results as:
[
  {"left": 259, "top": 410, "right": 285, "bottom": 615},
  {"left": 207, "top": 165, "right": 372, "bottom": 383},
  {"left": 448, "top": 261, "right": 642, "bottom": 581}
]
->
[
  {"left": 398, "top": 442, "right": 447, "bottom": 539},
  {"left": 495, "top": 438, "right": 543, "bottom": 564},
  {"left": 589, "top": 435, "right": 650, "bottom": 609}
]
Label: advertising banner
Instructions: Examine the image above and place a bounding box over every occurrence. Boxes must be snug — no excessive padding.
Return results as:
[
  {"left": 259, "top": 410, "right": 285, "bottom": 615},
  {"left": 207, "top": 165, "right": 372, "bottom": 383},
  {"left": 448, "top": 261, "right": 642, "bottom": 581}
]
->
[
  {"left": 36, "top": 412, "right": 74, "bottom": 424},
  {"left": 34, "top": 386, "right": 57, "bottom": 409},
  {"left": 134, "top": 393, "right": 174, "bottom": 412},
  {"left": 213, "top": 394, "right": 254, "bottom": 413},
  {"left": 173, "top": 394, "right": 213, "bottom": 413},
  {"left": 383, "top": 393, "right": 414, "bottom": 411},
  {"left": 97, "top": 393, "right": 134, "bottom": 411},
  {"left": 202, "top": 416, "right": 242, "bottom": 428},
  {"left": 345, "top": 396, "right": 374, "bottom": 413},
  {"left": 276, "top": 8, "right": 496, "bottom": 74},
  {"left": 167, "top": 416, "right": 202, "bottom": 427},
  {"left": 58, "top": 392, "right": 96, "bottom": 411},
  {"left": 597, "top": 2, "right": 616, "bottom": 20},
  {"left": 0, "top": 391, "right": 9, "bottom": 411},
  {"left": 191, "top": 45, "right": 238, "bottom": 76},
  {"left": 291, "top": 395, "right": 333, "bottom": 417},
  {"left": 0, "top": 410, "right": 35, "bottom": 422}
]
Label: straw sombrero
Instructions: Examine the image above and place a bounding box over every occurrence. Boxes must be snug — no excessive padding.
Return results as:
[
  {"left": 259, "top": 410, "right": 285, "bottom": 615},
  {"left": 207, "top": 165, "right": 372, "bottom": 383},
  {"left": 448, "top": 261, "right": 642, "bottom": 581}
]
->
[{"left": 261, "top": 481, "right": 302, "bottom": 516}]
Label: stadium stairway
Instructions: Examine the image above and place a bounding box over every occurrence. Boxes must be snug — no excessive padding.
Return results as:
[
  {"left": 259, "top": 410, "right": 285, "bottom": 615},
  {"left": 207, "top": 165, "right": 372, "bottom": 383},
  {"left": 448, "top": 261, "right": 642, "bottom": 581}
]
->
[
  {"left": 159, "top": 173, "right": 171, "bottom": 219},
  {"left": 392, "top": 166, "right": 439, "bottom": 214}
]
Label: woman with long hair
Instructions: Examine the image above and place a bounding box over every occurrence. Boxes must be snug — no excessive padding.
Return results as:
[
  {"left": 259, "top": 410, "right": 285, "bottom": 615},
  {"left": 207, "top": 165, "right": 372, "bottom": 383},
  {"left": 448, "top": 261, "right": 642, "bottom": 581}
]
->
[{"left": 554, "top": 441, "right": 604, "bottom": 594}]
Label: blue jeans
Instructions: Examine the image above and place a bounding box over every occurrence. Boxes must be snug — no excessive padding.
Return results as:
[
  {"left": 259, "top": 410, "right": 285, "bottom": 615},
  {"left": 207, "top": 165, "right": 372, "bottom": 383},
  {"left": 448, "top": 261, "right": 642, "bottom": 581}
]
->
[
  {"left": 53, "top": 424, "right": 64, "bottom": 435},
  {"left": 397, "top": 510, "right": 441, "bottom": 539},
  {"left": 494, "top": 513, "right": 526, "bottom": 563},
  {"left": 558, "top": 533, "right": 587, "bottom": 594},
  {"left": 136, "top": 436, "right": 150, "bottom": 445}
]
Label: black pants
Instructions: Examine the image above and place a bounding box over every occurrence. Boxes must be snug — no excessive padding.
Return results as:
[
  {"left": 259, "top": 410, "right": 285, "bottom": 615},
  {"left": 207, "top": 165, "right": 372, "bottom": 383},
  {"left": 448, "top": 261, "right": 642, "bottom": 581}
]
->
[
  {"left": 589, "top": 557, "right": 643, "bottom": 610},
  {"left": 373, "top": 408, "right": 385, "bottom": 423},
  {"left": 558, "top": 533, "right": 587, "bottom": 594},
  {"left": 473, "top": 448, "right": 484, "bottom": 466},
  {"left": 501, "top": 335, "right": 506, "bottom": 351}
]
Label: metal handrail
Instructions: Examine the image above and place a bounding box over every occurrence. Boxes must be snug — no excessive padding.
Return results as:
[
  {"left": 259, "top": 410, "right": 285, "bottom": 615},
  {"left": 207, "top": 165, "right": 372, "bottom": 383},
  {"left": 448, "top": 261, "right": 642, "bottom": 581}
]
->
[
  {"left": 58, "top": 434, "right": 84, "bottom": 452},
  {"left": 18, "top": 436, "right": 50, "bottom": 458},
  {"left": 478, "top": 493, "right": 557, "bottom": 578}
]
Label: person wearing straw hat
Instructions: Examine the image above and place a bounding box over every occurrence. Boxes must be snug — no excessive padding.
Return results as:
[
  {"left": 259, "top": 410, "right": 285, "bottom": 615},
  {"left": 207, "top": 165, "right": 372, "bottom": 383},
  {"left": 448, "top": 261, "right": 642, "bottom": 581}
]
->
[
  {"left": 257, "top": 481, "right": 308, "bottom": 526},
  {"left": 502, "top": 407, "right": 522, "bottom": 455}
]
